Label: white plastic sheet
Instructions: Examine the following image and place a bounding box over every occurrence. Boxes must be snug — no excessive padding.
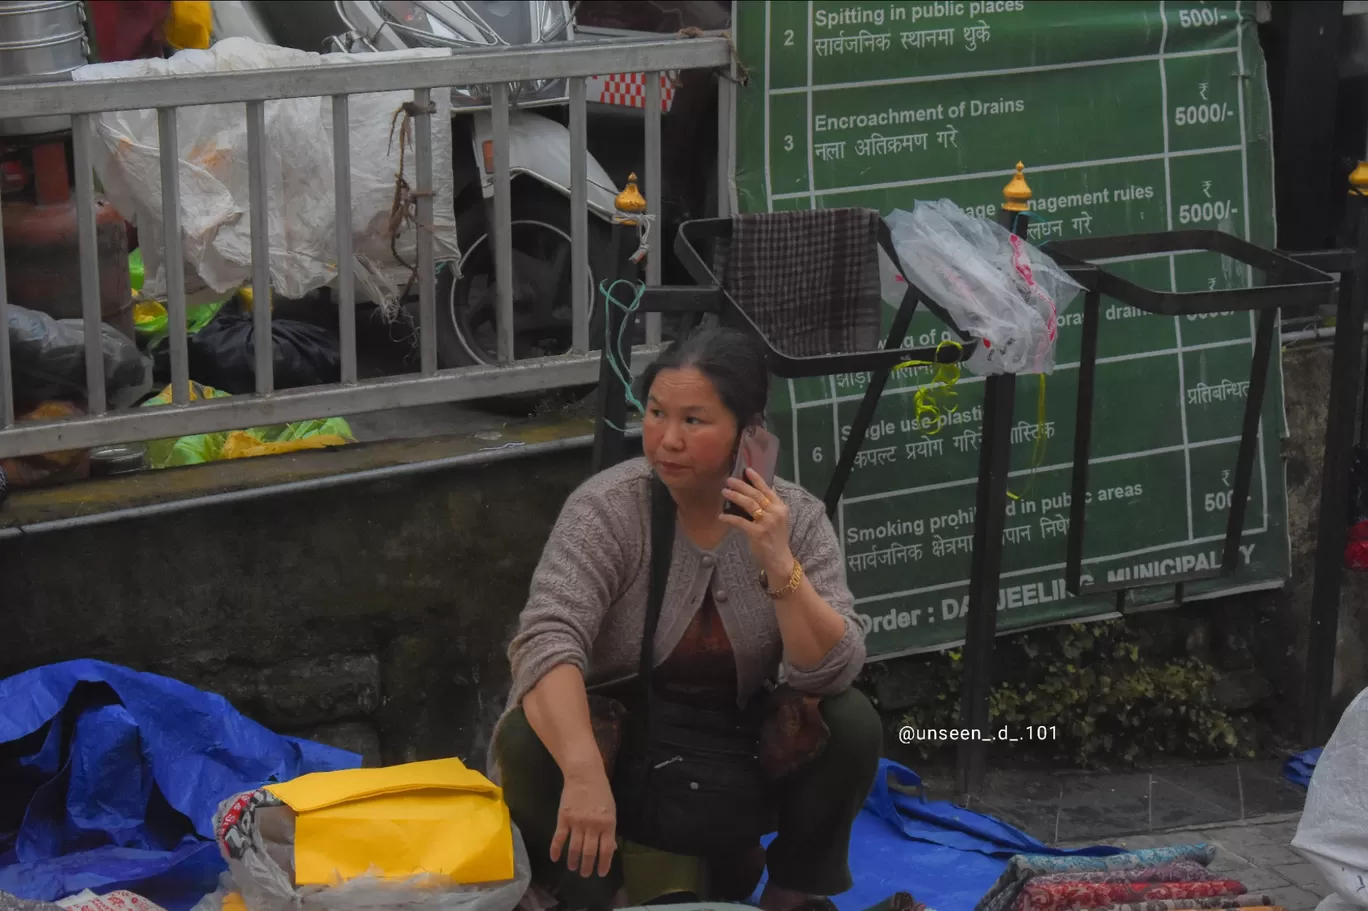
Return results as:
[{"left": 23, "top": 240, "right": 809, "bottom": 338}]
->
[
  {"left": 886, "top": 199, "right": 1083, "bottom": 375},
  {"left": 72, "top": 38, "right": 460, "bottom": 313},
  {"left": 1293, "top": 686, "right": 1368, "bottom": 911}
]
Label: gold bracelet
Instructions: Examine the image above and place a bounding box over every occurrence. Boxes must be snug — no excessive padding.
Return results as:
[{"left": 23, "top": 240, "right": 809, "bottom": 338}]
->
[{"left": 760, "top": 559, "right": 804, "bottom": 600}]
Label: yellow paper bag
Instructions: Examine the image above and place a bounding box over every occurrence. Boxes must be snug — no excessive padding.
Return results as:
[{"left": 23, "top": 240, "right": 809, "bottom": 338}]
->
[{"left": 264, "top": 758, "right": 515, "bottom": 887}]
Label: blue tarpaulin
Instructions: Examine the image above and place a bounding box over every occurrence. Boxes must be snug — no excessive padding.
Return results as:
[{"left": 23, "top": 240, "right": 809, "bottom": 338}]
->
[
  {"left": 753, "top": 761, "right": 1125, "bottom": 911},
  {"left": 0, "top": 660, "right": 360, "bottom": 911},
  {"left": 1283, "top": 747, "right": 1322, "bottom": 789}
]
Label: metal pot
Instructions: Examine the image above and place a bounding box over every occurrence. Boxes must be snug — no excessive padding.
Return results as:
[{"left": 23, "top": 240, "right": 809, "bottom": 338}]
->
[{"left": 0, "top": 0, "right": 89, "bottom": 137}]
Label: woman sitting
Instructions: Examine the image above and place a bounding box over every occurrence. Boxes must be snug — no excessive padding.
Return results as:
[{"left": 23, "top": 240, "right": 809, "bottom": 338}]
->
[{"left": 490, "top": 327, "right": 881, "bottom": 911}]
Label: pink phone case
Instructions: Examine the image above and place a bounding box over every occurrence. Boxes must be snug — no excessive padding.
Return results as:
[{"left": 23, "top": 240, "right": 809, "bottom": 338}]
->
[{"left": 726, "top": 426, "right": 780, "bottom": 518}]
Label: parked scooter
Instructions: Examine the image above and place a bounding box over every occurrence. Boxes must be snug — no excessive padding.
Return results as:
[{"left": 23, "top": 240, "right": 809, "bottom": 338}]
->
[{"left": 211, "top": 0, "right": 623, "bottom": 372}]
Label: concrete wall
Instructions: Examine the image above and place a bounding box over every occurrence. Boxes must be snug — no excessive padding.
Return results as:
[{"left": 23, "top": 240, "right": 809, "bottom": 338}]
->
[
  {"left": 0, "top": 434, "right": 609, "bottom": 767},
  {"left": 3, "top": 345, "right": 1366, "bottom": 764}
]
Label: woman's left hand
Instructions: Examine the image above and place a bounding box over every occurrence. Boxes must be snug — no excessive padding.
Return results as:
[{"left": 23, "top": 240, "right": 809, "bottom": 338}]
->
[{"left": 720, "top": 468, "right": 797, "bottom": 584}]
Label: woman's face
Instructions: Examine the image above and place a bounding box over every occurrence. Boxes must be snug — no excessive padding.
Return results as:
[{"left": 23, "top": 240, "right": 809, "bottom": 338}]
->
[{"left": 642, "top": 366, "right": 739, "bottom": 492}]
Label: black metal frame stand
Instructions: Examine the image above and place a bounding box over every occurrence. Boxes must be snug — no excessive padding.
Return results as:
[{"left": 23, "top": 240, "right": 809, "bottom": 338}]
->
[
  {"left": 588, "top": 203, "right": 1345, "bottom": 797},
  {"left": 1045, "top": 231, "right": 1334, "bottom": 599}
]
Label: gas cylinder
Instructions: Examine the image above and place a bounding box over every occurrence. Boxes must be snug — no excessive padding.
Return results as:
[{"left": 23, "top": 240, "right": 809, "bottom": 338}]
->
[{"left": 2, "top": 138, "right": 133, "bottom": 341}]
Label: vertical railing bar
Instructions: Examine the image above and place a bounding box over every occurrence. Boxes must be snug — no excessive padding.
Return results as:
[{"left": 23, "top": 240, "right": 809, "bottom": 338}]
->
[
  {"left": 0, "top": 182, "right": 12, "bottom": 429},
  {"left": 717, "top": 62, "right": 733, "bottom": 217},
  {"left": 1065, "top": 285, "right": 1102, "bottom": 593},
  {"left": 246, "top": 100, "right": 274, "bottom": 397},
  {"left": 644, "top": 71, "right": 663, "bottom": 345},
  {"left": 569, "top": 76, "right": 590, "bottom": 354},
  {"left": 333, "top": 94, "right": 357, "bottom": 385},
  {"left": 491, "top": 82, "right": 515, "bottom": 364},
  {"left": 72, "top": 113, "right": 107, "bottom": 415},
  {"left": 414, "top": 87, "right": 437, "bottom": 376},
  {"left": 1221, "top": 307, "right": 1276, "bottom": 573},
  {"left": 158, "top": 106, "right": 190, "bottom": 406}
]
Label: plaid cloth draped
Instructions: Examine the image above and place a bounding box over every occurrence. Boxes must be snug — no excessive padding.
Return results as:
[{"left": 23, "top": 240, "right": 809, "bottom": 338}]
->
[{"left": 721, "top": 209, "right": 884, "bottom": 358}]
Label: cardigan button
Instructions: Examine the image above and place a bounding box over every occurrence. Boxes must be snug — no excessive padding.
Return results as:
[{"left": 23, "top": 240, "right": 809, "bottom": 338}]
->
[
  {"left": 714, "top": 588, "right": 728, "bottom": 602},
  {"left": 701, "top": 554, "right": 715, "bottom": 567}
]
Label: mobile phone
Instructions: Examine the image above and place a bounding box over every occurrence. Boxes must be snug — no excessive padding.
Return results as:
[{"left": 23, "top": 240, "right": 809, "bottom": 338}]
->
[{"left": 724, "top": 425, "right": 781, "bottom": 520}]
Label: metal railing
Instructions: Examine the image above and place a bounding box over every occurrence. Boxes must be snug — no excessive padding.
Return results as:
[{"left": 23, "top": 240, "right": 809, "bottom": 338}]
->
[{"left": 0, "top": 35, "right": 734, "bottom": 460}]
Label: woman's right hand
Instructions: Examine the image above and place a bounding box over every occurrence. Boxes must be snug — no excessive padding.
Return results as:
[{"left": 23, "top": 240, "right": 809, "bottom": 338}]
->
[{"left": 550, "top": 764, "right": 618, "bottom": 878}]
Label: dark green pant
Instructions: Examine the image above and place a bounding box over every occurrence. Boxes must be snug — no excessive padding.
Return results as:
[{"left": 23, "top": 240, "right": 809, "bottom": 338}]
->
[{"left": 492, "top": 687, "right": 883, "bottom": 909}]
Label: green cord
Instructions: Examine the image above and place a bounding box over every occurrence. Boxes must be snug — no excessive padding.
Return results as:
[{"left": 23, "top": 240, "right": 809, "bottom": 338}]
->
[{"left": 599, "top": 278, "right": 647, "bottom": 432}]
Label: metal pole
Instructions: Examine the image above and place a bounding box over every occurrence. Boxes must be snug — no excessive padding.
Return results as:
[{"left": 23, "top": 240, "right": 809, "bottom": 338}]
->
[
  {"left": 1283, "top": 323, "right": 1368, "bottom": 345},
  {"left": 158, "top": 107, "right": 190, "bottom": 406},
  {"left": 0, "top": 188, "right": 11, "bottom": 429},
  {"left": 716, "top": 62, "right": 734, "bottom": 218},
  {"left": 569, "top": 77, "right": 590, "bottom": 354},
  {"left": 414, "top": 87, "right": 437, "bottom": 376},
  {"left": 491, "top": 83, "right": 515, "bottom": 364},
  {"left": 71, "top": 115, "right": 107, "bottom": 414},
  {"left": 1304, "top": 182, "right": 1368, "bottom": 745},
  {"left": 644, "top": 72, "right": 662, "bottom": 346},
  {"left": 246, "top": 100, "right": 274, "bottom": 396},
  {"left": 334, "top": 94, "right": 357, "bottom": 385},
  {"left": 822, "top": 283, "right": 920, "bottom": 519},
  {"left": 957, "top": 163, "right": 1031, "bottom": 799},
  {"left": 1065, "top": 285, "right": 1102, "bottom": 594},
  {"left": 1222, "top": 307, "right": 1277, "bottom": 573}
]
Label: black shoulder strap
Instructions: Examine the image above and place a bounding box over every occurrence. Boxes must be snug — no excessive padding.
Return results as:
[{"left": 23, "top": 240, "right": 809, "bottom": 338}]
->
[{"left": 638, "top": 475, "right": 677, "bottom": 698}]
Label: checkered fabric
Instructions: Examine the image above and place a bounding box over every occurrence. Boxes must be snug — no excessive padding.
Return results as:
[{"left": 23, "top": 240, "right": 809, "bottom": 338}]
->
[
  {"left": 720, "top": 208, "right": 884, "bottom": 358},
  {"left": 588, "top": 72, "right": 675, "bottom": 112}
]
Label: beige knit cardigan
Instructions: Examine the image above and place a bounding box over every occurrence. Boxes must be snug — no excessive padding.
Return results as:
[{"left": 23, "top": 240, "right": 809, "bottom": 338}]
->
[{"left": 492, "top": 456, "right": 866, "bottom": 772}]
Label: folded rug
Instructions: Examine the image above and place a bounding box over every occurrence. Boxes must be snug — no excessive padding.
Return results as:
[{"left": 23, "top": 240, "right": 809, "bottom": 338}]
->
[
  {"left": 1012, "top": 879, "right": 1246, "bottom": 911},
  {"left": 976, "top": 845, "right": 1220, "bottom": 911},
  {"left": 1087, "top": 894, "right": 1275, "bottom": 911},
  {"left": 1025, "top": 862, "right": 1223, "bottom": 888}
]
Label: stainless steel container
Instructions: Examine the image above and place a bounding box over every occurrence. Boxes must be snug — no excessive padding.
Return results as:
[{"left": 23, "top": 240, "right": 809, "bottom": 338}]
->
[{"left": 0, "top": 0, "right": 89, "bottom": 137}]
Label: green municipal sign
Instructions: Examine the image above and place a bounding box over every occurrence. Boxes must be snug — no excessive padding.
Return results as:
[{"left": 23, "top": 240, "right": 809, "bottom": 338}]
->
[{"left": 732, "top": 0, "right": 1289, "bottom": 658}]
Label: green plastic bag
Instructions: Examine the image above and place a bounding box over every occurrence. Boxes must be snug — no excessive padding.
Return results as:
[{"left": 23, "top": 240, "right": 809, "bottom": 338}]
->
[
  {"left": 131, "top": 249, "right": 229, "bottom": 348},
  {"left": 141, "top": 381, "right": 354, "bottom": 468}
]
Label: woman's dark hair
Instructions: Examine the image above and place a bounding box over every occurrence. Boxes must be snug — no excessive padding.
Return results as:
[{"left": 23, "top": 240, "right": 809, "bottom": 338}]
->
[{"left": 634, "top": 326, "right": 769, "bottom": 427}]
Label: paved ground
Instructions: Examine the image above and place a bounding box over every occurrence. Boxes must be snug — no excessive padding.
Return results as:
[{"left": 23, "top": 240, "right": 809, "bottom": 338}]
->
[
  {"left": 965, "top": 760, "right": 1308, "bottom": 844},
  {"left": 1060, "top": 814, "right": 1327, "bottom": 911},
  {"left": 911, "top": 758, "right": 1326, "bottom": 911},
  {"left": 913, "top": 758, "right": 1307, "bottom": 845}
]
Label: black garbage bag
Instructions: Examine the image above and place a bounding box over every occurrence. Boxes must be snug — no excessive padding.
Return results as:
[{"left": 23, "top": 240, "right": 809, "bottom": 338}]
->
[
  {"left": 187, "top": 312, "right": 341, "bottom": 394},
  {"left": 7, "top": 303, "right": 148, "bottom": 407}
]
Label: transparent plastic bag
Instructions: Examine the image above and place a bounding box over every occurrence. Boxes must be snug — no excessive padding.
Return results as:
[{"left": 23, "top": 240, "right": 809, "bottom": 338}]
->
[
  {"left": 886, "top": 199, "right": 1084, "bottom": 375},
  {"left": 213, "top": 789, "right": 531, "bottom": 911},
  {"left": 72, "top": 38, "right": 460, "bottom": 313}
]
